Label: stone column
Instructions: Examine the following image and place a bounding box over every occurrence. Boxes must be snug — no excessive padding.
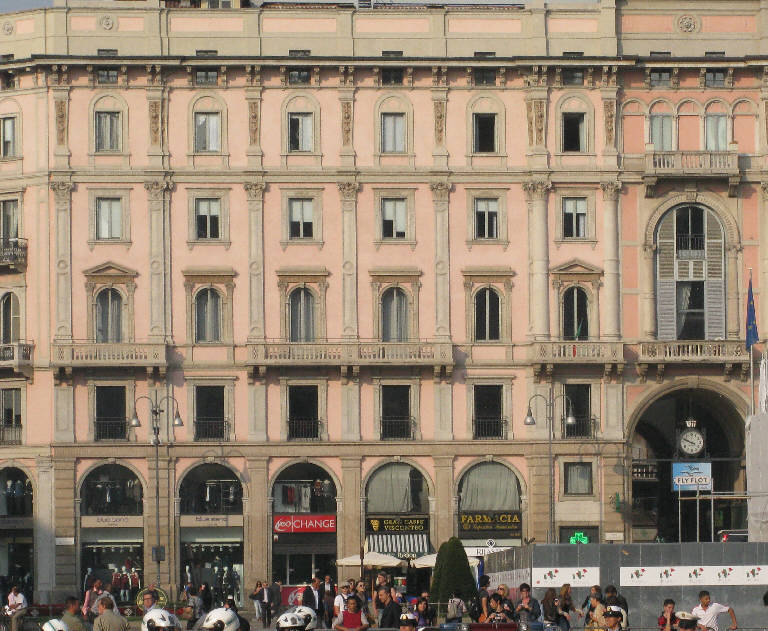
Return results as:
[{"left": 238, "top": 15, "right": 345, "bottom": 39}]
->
[
  {"left": 524, "top": 180, "right": 552, "bottom": 340},
  {"left": 338, "top": 182, "right": 359, "bottom": 339},
  {"left": 431, "top": 181, "right": 451, "bottom": 340},
  {"left": 145, "top": 179, "right": 173, "bottom": 342},
  {"left": 53, "top": 457, "right": 77, "bottom": 599},
  {"left": 51, "top": 181, "right": 73, "bottom": 341},
  {"left": 433, "top": 457, "right": 454, "bottom": 546},
  {"left": 726, "top": 244, "right": 741, "bottom": 339},
  {"left": 34, "top": 457, "right": 55, "bottom": 603},
  {"left": 246, "top": 458, "right": 270, "bottom": 595},
  {"left": 642, "top": 244, "right": 656, "bottom": 338},
  {"left": 340, "top": 457, "right": 362, "bottom": 559},
  {"left": 245, "top": 183, "right": 266, "bottom": 341},
  {"left": 600, "top": 181, "right": 622, "bottom": 339},
  {"left": 143, "top": 452, "right": 173, "bottom": 589}
]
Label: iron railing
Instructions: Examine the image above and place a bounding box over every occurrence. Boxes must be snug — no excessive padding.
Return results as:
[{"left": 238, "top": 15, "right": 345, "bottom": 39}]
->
[
  {"left": 473, "top": 417, "right": 507, "bottom": 439},
  {"left": 193, "top": 417, "right": 230, "bottom": 441},
  {"left": 381, "top": 416, "right": 413, "bottom": 440},
  {"left": 632, "top": 461, "right": 659, "bottom": 481},
  {"left": 94, "top": 417, "right": 128, "bottom": 441},
  {"left": 287, "top": 417, "right": 322, "bottom": 440},
  {"left": 676, "top": 234, "right": 705, "bottom": 256},
  {"left": 0, "top": 238, "right": 27, "bottom": 269},
  {"left": 561, "top": 415, "right": 595, "bottom": 439},
  {"left": 0, "top": 424, "right": 21, "bottom": 445}
]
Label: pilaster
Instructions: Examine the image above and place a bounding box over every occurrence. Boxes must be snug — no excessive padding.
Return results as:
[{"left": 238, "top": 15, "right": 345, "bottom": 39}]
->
[
  {"left": 146, "top": 65, "right": 167, "bottom": 169},
  {"left": 338, "top": 182, "right": 359, "bottom": 339},
  {"left": 245, "top": 68, "right": 264, "bottom": 168},
  {"left": 434, "top": 457, "right": 454, "bottom": 547},
  {"left": 339, "top": 67, "right": 356, "bottom": 167},
  {"left": 526, "top": 454, "right": 552, "bottom": 543},
  {"left": 34, "top": 457, "right": 55, "bottom": 603},
  {"left": 52, "top": 83, "right": 71, "bottom": 169},
  {"left": 145, "top": 178, "right": 173, "bottom": 342},
  {"left": 249, "top": 372, "right": 268, "bottom": 442},
  {"left": 341, "top": 372, "right": 361, "bottom": 441},
  {"left": 600, "top": 181, "right": 621, "bottom": 339},
  {"left": 340, "top": 457, "right": 362, "bottom": 560},
  {"left": 524, "top": 179, "right": 552, "bottom": 340},
  {"left": 433, "top": 380, "right": 453, "bottom": 441},
  {"left": 245, "top": 182, "right": 266, "bottom": 341},
  {"left": 761, "top": 183, "right": 768, "bottom": 330},
  {"left": 431, "top": 66, "right": 448, "bottom": 168},
  {"left": 641, "top": 244, "right": 657, "bottom": 339},
  {"left": 51, "top": 181, "right": 73, "bottom": 341},
  {"left": 53, "top": 457, "right": 77, "bottom": 600},
  {"left": 600, "top": 86, "right": 618, "bottom": 169},
  {"left": 524, "top": 83, "right": 549, "bottom": 169},
  {"left": 144, "top": 452, "right": 173, "bottom": 590},
  {"left": 430, "top": 180, "right": 451, "bottom": 341},
  {"left": 246, "top": 458, "right": 269, "bottom": 596},
  {"left": 53, "top": 383, "right": 74, "bottom": 442},
  {"left": 726, "top": 244, "right": 741, "bottom": 339}
]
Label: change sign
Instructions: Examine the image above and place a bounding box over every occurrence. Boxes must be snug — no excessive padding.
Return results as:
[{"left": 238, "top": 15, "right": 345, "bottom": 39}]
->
[
  {"left": 458, "top": 511, "right": 523, "bottom": 537},
  {"left": 672, "top": 461, "right": 712, "bottom": 491}
]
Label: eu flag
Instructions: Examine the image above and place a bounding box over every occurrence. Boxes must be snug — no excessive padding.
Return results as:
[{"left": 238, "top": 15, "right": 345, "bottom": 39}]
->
[{"left": 746, "top": 276, "right": 759, "bottom": 350}]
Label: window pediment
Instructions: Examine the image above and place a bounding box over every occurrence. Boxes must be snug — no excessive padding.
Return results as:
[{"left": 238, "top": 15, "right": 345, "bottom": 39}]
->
[
  {"left": 550, "top": 259, "right": 603, "bottom": 282},
  {"left": 83, "top": 261, "right": 138, "bottom": 285}
]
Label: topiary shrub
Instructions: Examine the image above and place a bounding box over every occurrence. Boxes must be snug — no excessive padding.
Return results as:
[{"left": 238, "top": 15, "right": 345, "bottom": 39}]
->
[{"left": 430, "top": 536, "right": 478, "bottom": 616}]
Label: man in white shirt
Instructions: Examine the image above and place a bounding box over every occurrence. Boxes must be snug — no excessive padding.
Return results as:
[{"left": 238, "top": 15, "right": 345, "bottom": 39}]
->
[
  {"left": 691, "top": 591, "right": 738, "bottom": 631},
  {"left": 334, "top": 584, "right": 351, "bottom": 619},
  {"left": 6, "top": 585, "right": 28, "bottom": 631}
]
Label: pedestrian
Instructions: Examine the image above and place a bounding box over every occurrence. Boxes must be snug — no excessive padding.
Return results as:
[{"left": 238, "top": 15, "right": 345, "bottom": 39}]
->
[
  {"left": 513, "top": 583, "right": 541, "bottom": 623},
  {"left": 691, "top": 590, "right": 738, "bottom": 631},
  {"left": 93, "top": 596, "right": 128, "bottom": 631},
  {"left": 495, "top": 585, "right": 513, "bottom": 612},
  {"left": 397, "top": 612, "right": 417, "bottom": 631},
  {"left": 676, "top": 612, "right": 699, "bottom": 631},
  {"left": 334, "top": 584, "right": 351, "bottom": 621},
  {"left": 250, "top": 581, "right": 272, "bottom": 628},
  {"left": 376, "top": 586, "right": 401, "bottom": 629},
  {"left": 603, "top": 606, "right": 623, "bottom": 631},
  {"left": 418, "top": 592, "right": 436, "bottom": 626},
  {"left": 658, "top": 598, "right": 678, "bottom": 631},
  {"left": 271, "top": 580, "right": 283, "bottom": 619},
  {"left": 225, "top": 597, "right": 250, "bottom": 631},
  {"left": 321, "top": 576, "right": 336, "bottom": 630},
  {"left": 557, "top": 584, "right": 580, "bottom": 631},
  {"left": 604, "top": 586, "right": 628, "bottom": 615},
  {"left": 249, "top": 582, "right": 263, "bottom": 626},
  {"left": 414, "top": 598, "right": 433, "bottom": 627},
  {"left": 5, "top": 584, "right": 27, "bottom": 631},
  {"left": 61, "top": 596, "right": 87, "bottom": 631},
  {"left": 354, "top": 582, "right": 371, "bottom": 624},
  {"left": 585, "top": 593, "right": 606, "bottom": 630},
  {"left": 82, "top": 578, "right": 104, "bottom": 623},
  {"left": 541, "top": 588, "right": 560, "bottom": 627},
  {"left": 183, "top": 584, "right": 204, "bottom": 630},
  {"left": 333, "top": 595, "right": 368, "bottom": 631},
  {"left": 486, "top": 594, "right": 513, "bottom": 624},
  {"left": 142, "top": 589, "right": 160, "bottom": 613},
  {"left": 581, "top": 585, "right": 602, "bottom": 619},
  {"left": 445, "top": 591, "right": 465, "bottom": 624},
  {"left": 301, "top": 577, "right": 325, "bottom": 624},
  {"left": 200, "top": 584, "right": 213, "bottom": 613},
  {"left": 91, "top": 583, "right": 117, "bottom": 622},
  {"left": 472, "top": 575, "right": 491, "bottom": 622},
  {"left": 372, "top": 573, "right": 390, "bottom": 625}
]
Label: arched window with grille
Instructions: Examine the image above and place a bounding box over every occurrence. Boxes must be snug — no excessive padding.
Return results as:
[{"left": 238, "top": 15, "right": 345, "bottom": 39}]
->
[
  {"left": 0, "top": 293, "right": 19, "bottom": 344},
  {"left": 195, "top": 288, "right": 221, "bottom": 343},
  {"left": 474, "top": 287, "right": 501, "bottom": 341},
  {"left": 381, "top": 287, "right": 408, "bottom": 342},
  {"left": 95, "top": 289, "right": 121, "bottom": 343},
  {"left": 289, "top": 288, "right": 315, "bottom": 342},
  {"left": 562, "top": 286, "right": 589, "bottom": 340}
]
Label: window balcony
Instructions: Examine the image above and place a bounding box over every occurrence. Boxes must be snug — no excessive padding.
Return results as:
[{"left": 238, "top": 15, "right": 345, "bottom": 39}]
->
[
  {"left": 561, "top": 415, "right": 595, "bottom": 439},
  {"left": 52, "top": 342, "right": 167, "bottom": 370},
  {"left": 0, "top": 342, "right": 33, "bottom": 372},
  {"left": 380, "top": 416, "right": 414, "bottom": 440},
  {"left": 529, "top": 341, "right": 624, "bottom": 364},
  {"left": 193, "top": 417, "right": 230, "bottom": 441},
  {"left": 94, "top": 417, "right": 127, "bottom": 441},
  {"left": 473, "top": 417, "right": 507, "bottom": 440},
  {"left": 287, "top": 417, "right": 322, "bottom": 441},
  {"left": 0, "top": 424, "right": 21, "bottom": 445},
  {"left": 643, "top": 149, "right": 740, "bottom": 197},
  {"left": 0, "top": 238, "right": 27, "bottom": 271},
  {"left": 638, "top": 341, "right": 748, "bottom": 363}
]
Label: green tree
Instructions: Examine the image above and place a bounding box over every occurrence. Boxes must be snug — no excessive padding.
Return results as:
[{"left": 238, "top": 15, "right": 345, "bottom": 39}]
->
[{"left": 430, "top": 536, "right": 478, "bottom": 613}]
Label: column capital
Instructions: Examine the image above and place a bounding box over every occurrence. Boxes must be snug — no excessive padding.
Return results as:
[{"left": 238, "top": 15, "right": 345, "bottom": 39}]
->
[
  {"left": 50, "top": 180, "right": 74, "bottom": 204},
  {"left": 523, "top": 178, "right": 551, "bottom": 201},
  {"left": 600, "top": 180, "right": 622, "bottom": 201},
  {"left": 144, "top": 178, "right": 173, "bottom": 201},
  {"left": 429, "top": 180, "right": 451, "bottom": 202},
  {"left": 337, "top": 181, "right": 359, "bottom": 201},
  {"left": 244, "top": 182, "right": 266, "bottom": 200}
]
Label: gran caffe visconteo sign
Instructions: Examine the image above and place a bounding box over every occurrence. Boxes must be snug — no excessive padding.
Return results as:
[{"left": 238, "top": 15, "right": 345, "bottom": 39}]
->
[
  {"left": 459, "top": 511, "right": 522, "bottom": 537},
  {"left": 366, "top": 517, "right": 429, "bottom": 533}
]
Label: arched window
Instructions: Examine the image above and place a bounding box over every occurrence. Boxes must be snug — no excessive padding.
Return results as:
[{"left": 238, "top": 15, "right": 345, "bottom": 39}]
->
[
  {"left": 366, "top": 463, "right": 428, "bottom": 514},
  {"left": 458, "top": 462, "right": 521, "bottom": 512},
  {"left": 381, "top": 287, "right": 408, "bottom": 342},
  {"left": 80, "top": 464, "right": 142, "bottom": 516},
  {"left": 562, "top": 286, "right": 588, "bottom": 340},
  {"left": 289, "top": 288, "right": 315, "bottom": 342},
  {"left": 195, "top": 288, "right": 221, "bottom": 343},
  {"left": 179, "top": 463, "right": 242, "bottom": 515},
  {"left": 0, "top": 292, "right": 19, "bottom": 344},
  {"left": 474, "top": 287, "right": 500, "bottom": 341},
  {"left": 272, "top": 463, "right": 336, "bottom": 514},
  {"left": 95, "top": 288, "right": 122, "bottom": 343}
]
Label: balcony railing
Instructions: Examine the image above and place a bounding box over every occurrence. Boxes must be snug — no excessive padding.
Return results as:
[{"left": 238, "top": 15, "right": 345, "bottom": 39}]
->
[
  {"left": 632, "top": 462, "right": 659, "bottom": 481},
  {"left": 52, "top": 342, "right": 167, "bottom": 368},
  {"left": 644, "top": 150, "right": 739, "bottom": 176},
  {"left": 287, "top": 417, "right": 322, "bottom": 441},
  {"left": 193, "top": 417, "right": 230, "bottom": 441},
  {"left": 94, "top": 417, "right": 127, "bottom": 441},
  {"left": 0, "top": 238, "right": 27, "bottom": 270},
  {"left": 381, "top": 416, "right": 414, "bottom": 440},
  {"left": 638, "top": 341, "right": 748, "bottom": 363},
  {"left": 247, "top": 340, "right": 453, "bottom": 367},
  {"left": 676, "top": 234, "right": 705, "bottom": 258},
  {"left": 0, "top": 424, "right": 21, "bottom": 445},
  {"left": 0, "top": 342, "right": 34, "bottom": 370},
  {"left": 530, "top": 341, "right": 624, "bottom": 363},
  {"left": 473, "top": 417, "right": 507, "bottom": 440},
  {"left": 561, "top": 416, "right": 595, "bottom": 439}
]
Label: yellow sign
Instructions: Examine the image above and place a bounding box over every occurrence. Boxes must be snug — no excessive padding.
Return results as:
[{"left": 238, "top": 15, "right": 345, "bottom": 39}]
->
[{"left": 135, "top": 587, "right": 170, "bottom": 611}]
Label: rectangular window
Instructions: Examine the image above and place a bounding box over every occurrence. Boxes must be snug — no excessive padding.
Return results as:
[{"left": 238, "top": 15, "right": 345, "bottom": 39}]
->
[
  {"left": 381, "top": 113, "right": 405, "bottom": 153},
  {"left": 288, "top": 68, "right": 311, "bottom": 85},
  {"left": 195, "top": 70, "right": 218, "bottom": 85},
  {"left": 97, "top": 69, "right": 118, "bottom": 84},
  {"left": 473, "top": 68, "right": 496, "bottom": 86},
  {"left": 675, "top": 205, "right": 704, "bottom": 254},
  {"left": 562, "top": 113, "right": 585, "bottom": 152},
  {"left": 195, "top": 198, "right": 221, "bottom": 240},
  {"left": 473, "top": 385, "right": 504, "bottom": 439},
  {"left": 381, "top": 68, "right": 404, "bottom": 86},
  {"left": 288, "top": 199, "right": 313, "bottom": 239},
  {"left": 0, "top": 117, "right": 14, "bottom": 158},
  {"left": 381, "top": 198, "right": 407, "bottom": 239},
  {"left": 381, "top": 385, "right": 411, "bottom": 440},
  {"left": 95, "top": 198, "right": 122, "bottom": 240},
  {"left": 288, "top": 385, "right": 320, "bottom": 440},
  {"left": 0, "top": 388, "right": 20, "bottom": 425},
  {"left": 288, "top": 113, "right": 313, "bottom": 152},
  {"left": 194, "top": 385, "right": 227, "bottom": 440},
  {"left": 706, "top": 69, "right": 726, "bottom": 87},
  {"left": 676, "top": 280, "right": 705, "bottom": 340},
  {"left": 95, "top": 386, "right": 126, "bottom": 441},
  {"left": 563, "top": 69, "right": 584, "bottom": 86},
  {"left": 650, "top": 115, "right": 674, "bottom": 151},
  {"left": 95, "top": 111, "right": 120, "bottom": 152},
  {"left": 564, "top": 462, "right": 593, "bottom": 495},
  {"left": 563, "top": 384, "right": 591, "bottom": 438},
  {"left": 194, "top": 112, "right": 221, "bottom": 152},
  {"left": 562, "top": 197, "right": 587, "bottom": 239},
  {"left": 0, "top": 200, "right": 18, "bottom": 242},
  {"left": 705, "top": 115, "right": 727, "bottom": 151},
  {"left": 474, "top": 198, "right": 499, "bottom": 240},
  {"left": 473, "top": 113, "right": 496, "bottom": 153},
  {"left": 649, "top": 70, "right": 671, "bottom": 87}
]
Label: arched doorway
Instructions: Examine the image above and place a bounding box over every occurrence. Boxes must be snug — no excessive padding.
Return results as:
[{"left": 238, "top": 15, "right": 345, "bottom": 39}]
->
[
  {"left": 630, "top": 387, "right": 745, "bottom": 542},
  {"left": 79, "top": 464, "right": 143, "bottom": 603},
  {"left": 457, "top": 462, "right": 523, "bottom": 557},
  {"left": 271, "top": 462, "right": 337, "bottom": 585},
  {"left": 0, "top": 467, "right": 33, "bottom": 600},
  {"left": 178, "top": 464, "right": 243, "bottom": 607}
]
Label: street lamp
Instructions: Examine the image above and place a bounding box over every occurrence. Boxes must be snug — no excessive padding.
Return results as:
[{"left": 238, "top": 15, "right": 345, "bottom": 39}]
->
[
  {"left": 524, "top": 390, "right": 576, "bottom": 543},
  {"left": 130, "top": 389, "right": 183, "bottom": 591}
]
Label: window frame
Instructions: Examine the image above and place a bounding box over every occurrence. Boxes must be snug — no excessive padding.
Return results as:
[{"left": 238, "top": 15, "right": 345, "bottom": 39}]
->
[
  {"left": 277, "top": 268, "right": 329, "bottom": 342},
  {"left": 465, "top": 188, "right": 509, "bottom": 247},
  {"left": 473, "top": 286, "right": 502, "bottom": 343},
  {"left": 370, "top": 271, "right": 422, "bottom": 342},
  {"left": 466, "top": 94, "right": 506, "bottom": 165},
  {"left": 88, "top": 187, "right": 131, "bottom": 249},
  {"left": 705, "top": 69, "right": 726, "bottom": 88},
  {"left": 183, "top": 269, "right": 235, "bottom": 345},
  {"left": 374, "top": 94, "right": 415, "bottom": 167},
  {"left": 194, "top": 69, "right": 219, "bottom": 86},
  {"left": 193, "top": 286, "right": 223, "bottom": 344},
  {"left": 0, "top": 115, "right": 18, "bottom": 159},
  {"left": 280, "top": 188, "right": 324, "bottom": 249},
  {"left": 87, "top": 378, "right": 135, "bottom": 443},
  {"left": 187, "top": 188, "right": 231, "bottom": 248},
  {"left": 287, "top": 112, "right": 314, "bottom": 153},
  {"left": 84, "top": 264, "right": 137, "bottom": 343},
  {"left": 281, "top": 94, "right": 322, "bottom": 167},
  {"left": 555, "top": 93, "right": 594, "bottom": 157},
  {"left": 462, "top": 270, "right": 514, "bottom": 343},
  {"left": 0, "top": 196, "right": 20, "bottom": 243},
  {"left": 380, "top": 112, "right": 406, "bottom": 154},
  {"left": 465, "top": 377, "right": 513, "bottom": 440},
  {"left": 0, "top": 291, "right": 20, "bottom": 344},
  {"left": 93, "top": 287, "right": 125, "bottom": 344},
  {"left": 193, "top": 111, "right": 222, "bottom": 153},
  {"left": 561, "top": 284, "right": 590, "bottom": 341},
  {"left": 562, "top": 461, "right": 595, "bottom": 497},
  {"left": 373, "top": 189, "right": 416, "bottom": 248},
  {"left": 649, "top": 113, "right": 675, "bottom": 151},
  {"left": 472, "top": 112, "right": 497, "bottom": 153},
  {"left": 373, "top": 376, "right": 421, "bottom": 441},
  {"left": 649, "top": 70, "right": 671, "bottom": 88},
  {"left": 279, "top": 377, "right": 328, "bottom": 441},
  {"left": 472, "top": 68, "right": 497, "bottom": 87},
  {"left": 184, "top": 376, "right": 235, "bottom": 443},
  {"left": 188, "top": 93, "right": 229, "bottom": 165},
  {"left": 555, "top": 189, "right": 596, "bottom": 242},
  {"left": 94, "top": 110, "right": 122, "bottom": 153},
  {"left": 561, "top": 196, "right": 588, "bottom": 240}
]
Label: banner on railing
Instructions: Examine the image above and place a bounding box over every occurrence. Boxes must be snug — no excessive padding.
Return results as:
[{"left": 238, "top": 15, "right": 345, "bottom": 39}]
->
[
  {"left": 620, "top": 565, "right": 768, "bottom": 586},
  {"left": 532, "top": 566, "right": 600, "bottom": 587}
]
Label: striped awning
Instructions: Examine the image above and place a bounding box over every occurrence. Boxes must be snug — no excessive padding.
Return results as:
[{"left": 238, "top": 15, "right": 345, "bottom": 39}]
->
[{"left": 367, "top": 533, "right": 430, "bottom": 560}]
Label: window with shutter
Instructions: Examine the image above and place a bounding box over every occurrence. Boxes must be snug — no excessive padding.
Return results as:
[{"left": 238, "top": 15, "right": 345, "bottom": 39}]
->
[
  {"left": 704, "top": 209, "right": 725, "bottom": 339},
  {"left": 656, "top": 211, "right": 677, "bottom": 340},
  {"left": 0, "top": 292, "right": 19, "bottom": 344}
]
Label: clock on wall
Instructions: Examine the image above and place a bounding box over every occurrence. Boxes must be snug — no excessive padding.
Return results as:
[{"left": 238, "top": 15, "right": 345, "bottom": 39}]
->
[{"left": 676, "top": 418, "right": 706, "bottom": 457}]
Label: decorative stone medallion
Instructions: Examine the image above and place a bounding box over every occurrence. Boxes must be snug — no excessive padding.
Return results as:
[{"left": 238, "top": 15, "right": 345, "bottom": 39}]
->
[
  {"left": 2, "top": 22, "right": 14, "bottom": 36},
  {"left": 677, "top": 15, "right": 700, "bottom": 33},
  {"left": 100, "top": 15, "right": 115, "bottom": 30}
]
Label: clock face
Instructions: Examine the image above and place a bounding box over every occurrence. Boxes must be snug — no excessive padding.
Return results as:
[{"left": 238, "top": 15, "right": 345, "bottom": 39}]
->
[{"left": 679, "top": 428, "right": 705, "bottom": 455}]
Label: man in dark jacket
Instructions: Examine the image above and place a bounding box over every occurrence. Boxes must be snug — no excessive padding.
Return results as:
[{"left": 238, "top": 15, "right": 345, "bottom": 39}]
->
[
  {"left": 377, "top": 587, "right": 401, "bottom": 629},
  {"left": 301, "top": 577, "right": 325, "bottom": 621}
]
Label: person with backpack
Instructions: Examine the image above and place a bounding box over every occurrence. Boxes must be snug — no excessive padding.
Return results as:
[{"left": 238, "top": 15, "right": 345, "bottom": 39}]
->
[
  {"left": 445, "top": 592, "right": 465, "bottom": 625},
  {"left": 469, "top": 575, "right": 491, "bottom": 622}
]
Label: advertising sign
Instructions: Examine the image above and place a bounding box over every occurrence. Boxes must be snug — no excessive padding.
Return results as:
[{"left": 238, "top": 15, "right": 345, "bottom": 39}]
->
[
  {"left": 365, "top": 517, "right": 428, "bottom": 533},
  {"left": 273, "top": 514, "right": 337, "bottom": 533},
  {"left": 672, "top": 461, "right": 712, "bottom": 491},
  {"left": 620, "top": 565, "right": 768, "bottom": 586},
  {"left": 533, "top": 567, "right": 600, "bottom": 588},
  {"left": 458, "top": 511, "right": 523, "bottom": 537}
]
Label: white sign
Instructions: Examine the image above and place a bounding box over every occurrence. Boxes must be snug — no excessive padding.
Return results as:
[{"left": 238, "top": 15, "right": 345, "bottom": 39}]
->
[
  {"left": 533, "top": 567, "right": 599, "bottom": 587},
  {"left": 55, "top": 537, "right": 75, "bottom": 546},
  {"left": 620, "top": 565, "right": 768, "bottom": 586},
  {"left": 672, "top": 462, "right": 712, "bottom": 491}
]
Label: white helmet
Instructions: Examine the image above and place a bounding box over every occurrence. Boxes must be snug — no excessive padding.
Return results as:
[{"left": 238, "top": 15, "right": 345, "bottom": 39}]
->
[
  {"left": 43, "top": 620, "right": 69, "bottom": 631},
  {"left": 201, "top": 608, "right": 240, "bottom": 631},
  {"left": 142, "top": 609, "right": 181, "bottom": 631},
  {"left": 292, "top": 606, "right": 317, "bottom": 631},
  {"left": 275, "top": 612, "right": 304, "bottom": 631}
]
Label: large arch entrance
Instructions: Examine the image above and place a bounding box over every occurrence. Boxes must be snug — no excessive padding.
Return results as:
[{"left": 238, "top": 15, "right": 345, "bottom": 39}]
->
[
  {"left": 630, "top": 387, "right": 745, "bottom": 542},
  {"left": 0, "top": 467, "right": 33, "bottom": 600}
]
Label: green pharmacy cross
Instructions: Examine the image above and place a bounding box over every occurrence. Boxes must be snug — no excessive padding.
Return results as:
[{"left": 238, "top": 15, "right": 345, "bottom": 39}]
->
[{"left": 569, "top": 531, "right": 590, "bottom": 544}]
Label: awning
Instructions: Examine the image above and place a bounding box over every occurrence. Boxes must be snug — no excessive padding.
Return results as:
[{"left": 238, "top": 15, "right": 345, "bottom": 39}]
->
[
  {"left": 367, "top": 533, "right": 430, "bottom": 560},
  {"left": 411, "top": 553, "right": 480, "bottom": 569}
]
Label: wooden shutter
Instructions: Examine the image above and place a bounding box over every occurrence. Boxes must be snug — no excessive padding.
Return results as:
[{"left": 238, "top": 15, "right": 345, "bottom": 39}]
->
[
  {"left": 656, "top": 211, "right": 677, "bottom": 340},
  {"left": 704, "top": 210, "right": 725, "bottom": 339}
]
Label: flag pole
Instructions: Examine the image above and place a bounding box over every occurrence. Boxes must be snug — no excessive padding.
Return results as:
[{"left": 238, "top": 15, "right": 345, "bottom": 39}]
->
[{"left": 750, "top": 268, "right": 755, "bottom": 416}]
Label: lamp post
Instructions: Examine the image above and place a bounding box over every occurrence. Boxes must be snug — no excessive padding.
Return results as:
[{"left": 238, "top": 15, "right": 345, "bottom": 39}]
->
[
  {"left": 524, "top": 389, "right": 576, "bottom": 543},
  {"left": 130, "top": 389, "right": 183, "bottom": 590}
]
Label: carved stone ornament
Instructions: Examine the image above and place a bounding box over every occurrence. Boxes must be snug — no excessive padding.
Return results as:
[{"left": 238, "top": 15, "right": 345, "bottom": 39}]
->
[
  {"left": 144, "top": 179, "right": 172, "bottom": 201},
  {"left": 677, "top": 15, "right": 700, "bottom": 33},
  {"left": 100, "top": 15, "right": 115, "bottom": 30},
  {"left": 55, "top": 100, "right": 67, "bottom": 146},
  {"left": 244, "top": 182, "right": 266, "bottom": 200},
  {"left": 430, "top": 181, "right": 450, "bottom": 202},
  {"left": 760, "top": 181, "right": 768, "bottom": 201},
  {"left": 337, "top": 181, "right": 358, "bottom": 200},
  {"left": 248, "top": 100, "right": 259, "bottom": 146},
  {"left": 50, "top": 181, "right": 74, "bottom": 204},
  {"left": 522, "top": 179, "right": 551, "bottom": 201},
  {"left": 525, "top": 101, "right": 534, "bottom": 146},
  {"left": 2, "top": 22, "right": 13, "bottom": 36},
  {"left": 603, "top": 100, "right": 616, "bottom": 146},
  {"left": 534, "top": 100, "right": 546, "bottom": 146},
  {"left": 434, "top": 100, "right": 446, "bottom": 145},
  {"left": 600, "top": 181, "right": 622, "bottom": 201},
  {"left": 341, "top": 101, "right": 353, "bottom": 146},
  {"left": 149, "top": 100, "right": 162, "bottom": 145}
]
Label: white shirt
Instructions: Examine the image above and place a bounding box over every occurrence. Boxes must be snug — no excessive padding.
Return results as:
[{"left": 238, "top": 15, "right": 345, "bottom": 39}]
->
[
  {"left": 692, "top": 603, "right": 730, "bottom": 631},
  {"left": 8, "top": 592, "right": 27, "bottom": 610},
  {"left": 334, "top": 594, "right": 348, "bottom": 613}
]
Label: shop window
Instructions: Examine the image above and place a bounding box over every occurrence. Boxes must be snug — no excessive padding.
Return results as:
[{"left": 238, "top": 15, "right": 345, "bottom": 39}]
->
[
  {"left": 95, "top": 111, "right": 120, "bottom": 152},
  {"left": 288, "top": 68, "right": 311, "bottom": 85},
  {"left": 564, "top": 462, "right": 593, "bottom": 495},
  {"left": 94, "top": 288, "right": 123, "bottom": 343},
  {"left": 473, "top": 385, "right": 504, "bottom": 439},
  {"left": 562, "top": 286, "right": 588, "bottom": 341},
  {"left": 562, "top": 197, "right": 587, "bottom": 239},
  {"left": 94, "top": 386, "right": 126, "bottom": 441},
  {"left": 0, "top": 117, "right": 16, "bottom": 158},
  {"left": 381, "top": 385, "right": 411, "bottom": 440},
  {"left": 473, "top": 113, "right": 496, "bottom": 153},
  {"left": 0, "top": 467, "right": 32, "bottom": 516},
  {"left": 473, "top": 68, "right": 496, "bottom": 86},
  {"left": 80, "top": 464, "right": 142, "bottom": 516},
  {"left": 474, "top": 287, "right": 500, "bottom": 342},
  {"left": 0, "top": 389, "right": 21, "bottom": 445},
  {"left": 194, "top": 288, "right": 222, "bottom": 343},
  {"left": 194, "top": 385, "right": 227, "bottom": 441},
  {"left": 273, "top": 463, "right": 336, "bottom": 514},
  {"left": 381, "top": 68, "right": 404, "bottom": 86},
  {"left": 563, "top": 384, "right": 592, "bottom": 438},
  {"left": 0, "top": 293, "right": 19, "bottom": 344},
  {"left": 562, "top": 113, "right": 585, "bottom": 152},
  {"left": 288, "top": 385, "right": 320, "bottom": 440},
  {"left": 381, "top": 287, "right": 409, "bottom": 342},
  {"left": 179, "top": 463, "right": 242, "bottom": 515},
  {"left": 194, "top": 112, "right": 221, "bottom": 153},
  {"left": 458, "top": 462, "right": 521, "bottom": 512},
  {"left": 367, "top": 463, "right": 428, "bottom": 514}
]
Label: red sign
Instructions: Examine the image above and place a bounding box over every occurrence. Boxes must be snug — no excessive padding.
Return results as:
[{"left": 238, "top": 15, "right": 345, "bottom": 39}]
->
[{"left": 273, "top": 514, "right": 336, "bottom": 533}]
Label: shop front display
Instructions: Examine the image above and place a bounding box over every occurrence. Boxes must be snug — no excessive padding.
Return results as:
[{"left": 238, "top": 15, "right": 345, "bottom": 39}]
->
[
  {"left": 80, "top": 523, "right": 144, "bottom": 603},
  {"left": 0, "top": 467, "right": 33, "bottom": 599}
]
